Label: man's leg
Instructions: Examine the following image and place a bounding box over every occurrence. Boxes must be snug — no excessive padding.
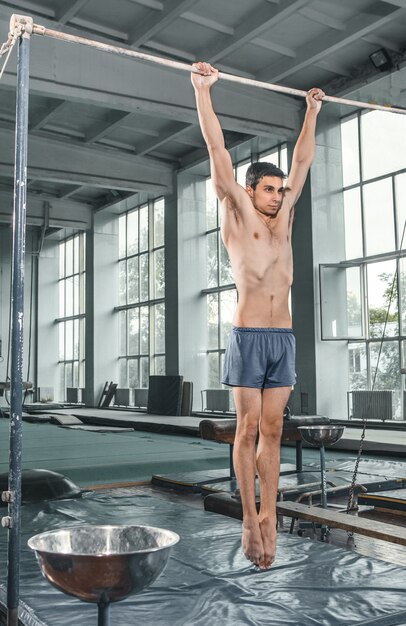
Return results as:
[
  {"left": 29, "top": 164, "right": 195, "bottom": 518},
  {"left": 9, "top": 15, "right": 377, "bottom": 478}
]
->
[
  {"left": 232, "top": 386, "right": 263, "bottom": 567},
  {"left": 257, "top": 386, "right": 292, "bottom": 568}
]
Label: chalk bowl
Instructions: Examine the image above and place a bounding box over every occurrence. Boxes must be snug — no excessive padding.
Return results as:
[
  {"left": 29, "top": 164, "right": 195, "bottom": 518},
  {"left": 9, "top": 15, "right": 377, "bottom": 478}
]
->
[
  {"left": 28, "top": 524, "right": 180, "bottom": 624},
  {"left": 298, "top": 425, "right": 345, "bottom": 447}
]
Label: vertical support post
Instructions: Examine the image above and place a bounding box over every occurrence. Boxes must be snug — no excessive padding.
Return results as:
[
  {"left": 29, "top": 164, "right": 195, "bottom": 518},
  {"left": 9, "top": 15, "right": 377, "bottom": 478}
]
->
[{"left": 6, "top": 24, "right": 30, "bottom": 626}]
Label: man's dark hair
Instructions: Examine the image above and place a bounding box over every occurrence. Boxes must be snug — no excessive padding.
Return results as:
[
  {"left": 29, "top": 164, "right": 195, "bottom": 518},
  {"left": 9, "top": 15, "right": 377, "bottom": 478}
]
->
[{"left": 245, "top": 162, "right": 286, "bottom": 190}]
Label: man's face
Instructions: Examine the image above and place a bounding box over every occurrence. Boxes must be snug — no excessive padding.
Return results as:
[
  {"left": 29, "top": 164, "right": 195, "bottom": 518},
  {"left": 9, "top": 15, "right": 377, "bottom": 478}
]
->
[{"left": 246, "top": 176, "right": 284, "bottom": 218}]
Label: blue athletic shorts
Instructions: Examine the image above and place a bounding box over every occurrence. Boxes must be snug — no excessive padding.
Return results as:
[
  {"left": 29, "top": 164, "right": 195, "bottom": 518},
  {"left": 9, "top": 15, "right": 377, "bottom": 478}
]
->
[{"left": 222, "top": 327, "right": 296, "bottom": 389}]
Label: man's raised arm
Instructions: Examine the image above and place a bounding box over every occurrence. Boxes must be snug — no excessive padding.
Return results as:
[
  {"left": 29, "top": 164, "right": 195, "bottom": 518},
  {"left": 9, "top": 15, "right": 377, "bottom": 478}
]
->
[
  {"left": 286, "top": 87, "right": 324, "bottom": 206},
  {"left": 191, "top": 62, "right": 239, "bottom": 202}
]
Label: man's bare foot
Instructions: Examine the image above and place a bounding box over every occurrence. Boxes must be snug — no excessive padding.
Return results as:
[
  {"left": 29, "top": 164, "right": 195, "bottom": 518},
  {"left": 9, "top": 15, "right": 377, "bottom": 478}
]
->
[
  {"left": 259, "top": 516, "right": 277, "bottom": 569},
  {"left": 242, "top": 519, "right": 264, "bottom": 567}
]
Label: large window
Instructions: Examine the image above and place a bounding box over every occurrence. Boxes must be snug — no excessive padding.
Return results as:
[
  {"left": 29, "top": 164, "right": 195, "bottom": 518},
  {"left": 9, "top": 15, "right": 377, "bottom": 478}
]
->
[
  {"left": 203, "top": 146, "right": 287, "bottom": 387},
  {"left": 117, "top": 198, "right": 165, "bottom": 388},
  {"left": 58, "top": 233, "right": 86, "bottom": 400},
  {"left": 339, "top": 111, "right": 406, "bottom": 414}
]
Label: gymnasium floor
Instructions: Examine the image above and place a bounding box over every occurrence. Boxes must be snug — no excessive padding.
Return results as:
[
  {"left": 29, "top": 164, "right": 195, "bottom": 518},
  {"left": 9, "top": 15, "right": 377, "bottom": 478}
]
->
[{"left": 1, "top": 415, "right": 406, "bottom": 625}]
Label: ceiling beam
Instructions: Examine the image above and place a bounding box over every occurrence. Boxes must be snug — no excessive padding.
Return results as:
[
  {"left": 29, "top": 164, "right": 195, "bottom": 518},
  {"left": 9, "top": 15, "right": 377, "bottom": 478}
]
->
[
  {"left": 252, "top": 38, "right": 296, "bottom": 58},
  {"left": 136, "top": 123, "right": 192, "bottom": 155},
  {"left": 84, "top": 112, "right": 134, "bottom": 144},
  {"left": 0, "top": 18, "right": 300, "bottom": 139},
  {"left": 257, "top": 2, "right": 404, "bottom": 82},
  {"left": 129, "top": 0, "right": 199, "bottom": 47},
  {"left": 362, "top": 33, "right": 403, "bottom": 52},
  {"left": 55, "top": 0, "right": 90, "bottom": 24},
  {"left": 180, "top": 12, "right": 234, "bottom": 35},
  {"left": 0, "top": 127, "right": 173, "bottom": 195},
  {"left": 196, "top": 0, "right": 311, "bottom": 64},
  {"left": 298, "top": 6, "right": 346, "bottom": 30},
  {"left": 29, "top": 101, "right": 66, "bottom": 132},
  {"left": 0, "top": 190, "right": 93, "bottom": 229}
]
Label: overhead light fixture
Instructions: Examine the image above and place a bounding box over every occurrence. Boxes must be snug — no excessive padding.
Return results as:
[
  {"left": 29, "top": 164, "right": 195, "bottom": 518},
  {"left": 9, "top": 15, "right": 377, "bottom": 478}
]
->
[{"left": 369, "top": 48, "right": 393, "bottom": 72}]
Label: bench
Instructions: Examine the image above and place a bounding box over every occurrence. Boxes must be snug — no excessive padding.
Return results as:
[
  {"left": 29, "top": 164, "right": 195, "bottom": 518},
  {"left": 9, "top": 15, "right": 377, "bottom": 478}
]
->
[
  {"left": 199, "top": 415, "right": 330, "bottom": 478},
  {"left": 276, "top": 501, "right": 406, "bottom": 546}
]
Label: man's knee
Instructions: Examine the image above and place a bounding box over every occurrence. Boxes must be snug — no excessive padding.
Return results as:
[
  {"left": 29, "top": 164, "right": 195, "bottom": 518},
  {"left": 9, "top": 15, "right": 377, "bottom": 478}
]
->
[
  {"left": 259, "top": 415, "right": 283, "bottom": 441},
  {"left": 236, "top": 414, "right": 259, "bottom": 443}
]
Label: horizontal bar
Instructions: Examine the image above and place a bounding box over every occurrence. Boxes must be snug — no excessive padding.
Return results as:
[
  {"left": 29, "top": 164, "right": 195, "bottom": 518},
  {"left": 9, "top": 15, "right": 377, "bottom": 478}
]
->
[{"left": 22, "top": 18, "right": 406, "bottom": 116}]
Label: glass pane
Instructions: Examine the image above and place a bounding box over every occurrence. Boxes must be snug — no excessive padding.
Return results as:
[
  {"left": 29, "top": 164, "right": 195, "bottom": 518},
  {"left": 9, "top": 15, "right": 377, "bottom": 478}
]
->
[
  {"left": 363, "top": 179, "right": 395, "bottom": 256},
  {"left": 347, "top": 267, "right": 363, "bottom": 337},
  {"left": 65, "top": 362, "right": 73, "bottom": 388},
  {"left": 320, "top": 265, "right": 364, "bottom": 339},
  {"left": 258, "top": 149, "right": 278, "bottom": 165},
  {"left": 340, "top": 116, "right": 360, "bottom": 187},
  {"left": 206, "top": 179, "right": 218, "bottom": 231},
  {"left": 207, "top": 293, "right": 219, "bottom": 350},
  {"left": 343, "top": 188, "right": 363, "bottom": 260},
  {"left": 119, "top": 260, "right": 127, "bottom": 305},
  {"left": 219, "top": 236, "right": 233, "bottom": 285},
  {"left": 73, "top": 318, "right": 79, "bottom": 359},
  {"left": 140, "top": 306, "right": 149, "bottom": 354},
  {"left": 65, "top": 320, "right": 73, "bottom": 360},
  {"left": 399, "top": 258, "right": 406, "bottom": 335},
  {"left": 119, "top": 214, "right": 126, "bottom": 258},
  {"left": 361, "top": 110, "right": 406, "bottom": 181},
  {"left": 58, "top": 365, "right": 65, "bottom": 401},
  {"left": 79, "top": 318, "right": 85, "bottom": 361},
  {"left": 154, "top": 198, "right": 165, "bottom": 247},
  {"left": 128, "top": 359, "right": 139, "bottom": 388},
  {"left": 73, "top": 235, "right": 79, "bottom": 274},
  {"left": 139, "top": 204, "right": 148, "bottom": 252},
  {"left": 65, "top": 278, "right": 73, "bottom": 317},
  {"left": 154, "top": 249, "right": 165, "bottom": 299},
  {"left": 59, "top": 323, "right": 64, "bottom": 360},
  {"left": 79, "top": 360, "right": 85, "bottom": 388},
  {"left": 236, "top": 161, "right": 250, "bottom": 187},
  {"left": 367, "top": 260, "right": 398, "bottom": 338},
  {"left": 140, "top": 356, "right": 149, "bottom": 388},
  {"left": 59, "top": 281, "right": 65, "bottom": 317},
  {"left": 59, "top": 241, "right": 65, "bottom": 278},
  {"left": 127, "top": 257, "right": 139, "bottom": 304},
  {"left": 395, "top": 173, "right": 406, "bottom": 249},
  {"left": 128, "top": 308, "right": 139, "bottom": 355},
  {"left": 79, "top": 233, "right": 85, "bottom": 272},
  {"left": 220, "top": 290, "right": 237, "bottom": 348},
  {"left": 79, "top": 273, "right": 85, "bottom": 315},
  {"left": 348, "top": 343, "right": 367, "bottom": 390},
  {"left": 119, "top": 310, "right": 127, "bottom": 355},
  {"left": 154, "top": 303, "right": 165, "bottom": 354},
  {"left": 119, "top": 359, "right": 128, "bottom": 387},
  {"left": 208, "top": 352, "right": 220, "bottom": 388},
  {"left": 370, "top": 341, "right": 400, "bottom": 390},
  {"left": 73, "top": 275, "right": 79, "bottom": 316},
  {"left": 140, "top": 253, "right": 149, "bottom": 301},
  {"left": 65, "top": 238, "right": 73, "bottom": 276},
  {"left": 127, "top": 210, "right": 138, "bottom": 256},
  {"left": 73, "top": 361, "right": 79, "bottom": 387},
  {"left": 154, "top": 355, "right": 166, "bottom": 376},
  {"left": 207, "top": 231, "right": 218, "bottom": 288}
]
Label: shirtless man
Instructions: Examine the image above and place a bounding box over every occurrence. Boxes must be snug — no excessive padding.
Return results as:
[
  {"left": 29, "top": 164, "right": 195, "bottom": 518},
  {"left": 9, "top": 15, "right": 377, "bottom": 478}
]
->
[{"left": 191, "top": 62, "right": 324, "bottom": 570}]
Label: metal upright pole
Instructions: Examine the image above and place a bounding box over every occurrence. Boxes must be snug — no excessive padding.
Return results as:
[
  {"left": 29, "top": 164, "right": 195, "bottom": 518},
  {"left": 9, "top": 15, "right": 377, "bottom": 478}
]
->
[{"left": 2, "top": 17, "right": 31, "bottom": 626}]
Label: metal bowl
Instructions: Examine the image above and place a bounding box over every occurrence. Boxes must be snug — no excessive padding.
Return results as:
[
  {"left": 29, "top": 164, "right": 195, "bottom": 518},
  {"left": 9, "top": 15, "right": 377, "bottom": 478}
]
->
[
  {"left": 298, "top": 425, "right": 345, "bottom": 447},
  {"left": 28, "top": 524, "right": 180, "bottom": 604}
]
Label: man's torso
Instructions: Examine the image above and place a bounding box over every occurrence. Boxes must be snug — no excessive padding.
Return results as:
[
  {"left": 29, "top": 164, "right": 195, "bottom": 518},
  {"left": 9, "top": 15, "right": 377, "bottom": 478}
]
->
[{"left": 220, "top": 191, "right": 293, "bottom": 328}]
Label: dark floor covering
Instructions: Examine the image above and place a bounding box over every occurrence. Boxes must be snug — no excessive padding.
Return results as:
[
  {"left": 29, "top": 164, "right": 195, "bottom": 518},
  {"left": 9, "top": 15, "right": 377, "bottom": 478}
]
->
[{"left": 1, "top": 486, "right": 406, "bottom": 626}]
